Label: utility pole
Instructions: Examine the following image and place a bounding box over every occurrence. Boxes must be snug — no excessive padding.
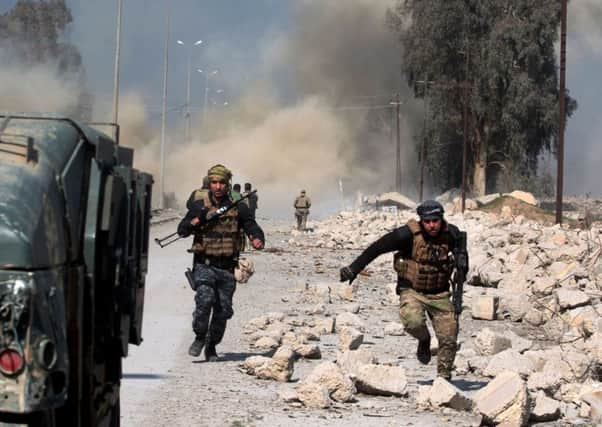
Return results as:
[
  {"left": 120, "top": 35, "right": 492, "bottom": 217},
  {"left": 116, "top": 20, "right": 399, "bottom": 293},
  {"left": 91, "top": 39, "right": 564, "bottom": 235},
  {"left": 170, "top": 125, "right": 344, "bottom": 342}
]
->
[
  {"left": 461, "top": 46, "right": 470, "bottom": 213},
  {"left": 159, "top": 4, "right": 170, "bottom": 209},
  {"left": 556, "top": 0, "right": 567, "bottom": 224},
  {"left": 390, "top": 94, "right": 402, "bottom": 193},
  {"left": 417, "top": 75, "right": 434, "bottom": 202},
  {"left": 112, "top": 0, "right": 123, "bottom": 141}
]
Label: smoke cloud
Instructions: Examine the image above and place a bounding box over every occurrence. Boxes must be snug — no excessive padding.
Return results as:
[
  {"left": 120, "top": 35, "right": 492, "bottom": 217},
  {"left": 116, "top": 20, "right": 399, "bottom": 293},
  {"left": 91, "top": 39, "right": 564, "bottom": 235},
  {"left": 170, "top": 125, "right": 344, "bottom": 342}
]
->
[
  {"left": 161, "top": 0, "right": 419, "bottom": 218},
  {"left": 0, "top": 48, "right": 82, "bottom": 114}
]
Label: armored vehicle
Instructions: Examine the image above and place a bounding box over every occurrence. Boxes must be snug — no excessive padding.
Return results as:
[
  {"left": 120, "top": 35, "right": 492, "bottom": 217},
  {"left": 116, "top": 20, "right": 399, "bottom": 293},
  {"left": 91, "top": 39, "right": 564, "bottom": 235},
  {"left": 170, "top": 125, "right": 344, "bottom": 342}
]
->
[{"left": 0, "top": 115, "right": 153, "bottom": 426}]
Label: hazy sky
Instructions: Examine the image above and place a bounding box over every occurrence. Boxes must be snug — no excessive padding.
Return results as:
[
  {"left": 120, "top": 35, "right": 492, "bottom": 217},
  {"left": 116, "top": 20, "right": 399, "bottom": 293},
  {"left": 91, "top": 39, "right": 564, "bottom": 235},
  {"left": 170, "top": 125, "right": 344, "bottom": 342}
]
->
[{"left": 1, "top": 0, "right": 601, "bottom": 197}]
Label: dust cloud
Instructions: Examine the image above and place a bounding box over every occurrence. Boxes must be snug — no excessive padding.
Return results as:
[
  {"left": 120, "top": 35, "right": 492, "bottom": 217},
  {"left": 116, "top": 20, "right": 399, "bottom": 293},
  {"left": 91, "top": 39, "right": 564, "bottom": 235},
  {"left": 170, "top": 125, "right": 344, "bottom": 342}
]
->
[
  {"left": 0, "top": 48, "right": 82, "bottom": 114},
  {"left": 165, "top": 0, "right": 418, "bottom": 218}
]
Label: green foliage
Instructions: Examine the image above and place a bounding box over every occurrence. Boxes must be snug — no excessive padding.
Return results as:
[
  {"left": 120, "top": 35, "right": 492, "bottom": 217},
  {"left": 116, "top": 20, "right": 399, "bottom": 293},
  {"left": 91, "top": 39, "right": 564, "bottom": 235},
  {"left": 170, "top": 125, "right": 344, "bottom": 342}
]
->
[{"left": 388, "top": 0, "right": 576, "bottom": 194}]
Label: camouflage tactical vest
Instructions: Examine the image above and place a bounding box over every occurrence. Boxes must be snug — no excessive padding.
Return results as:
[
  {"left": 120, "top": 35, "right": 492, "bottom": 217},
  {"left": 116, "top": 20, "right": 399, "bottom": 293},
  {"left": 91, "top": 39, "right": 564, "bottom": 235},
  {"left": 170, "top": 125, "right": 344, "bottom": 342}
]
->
[
  {"left": 190, "top": 191, "right": 241, "bottom": 257},
  {"left": 397, "top": 219, "right": 454, "bottom": 293}
]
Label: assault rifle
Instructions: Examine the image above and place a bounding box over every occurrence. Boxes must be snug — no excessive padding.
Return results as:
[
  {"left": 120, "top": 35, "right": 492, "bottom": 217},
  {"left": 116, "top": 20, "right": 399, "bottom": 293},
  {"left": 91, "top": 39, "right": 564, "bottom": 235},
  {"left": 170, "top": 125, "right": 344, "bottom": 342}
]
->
[
  {"left": 452, "top": 231, "right": 468, "bottom": 315},
  {"left": 154, "top": 190, "right": 257, "bottom": 248}
]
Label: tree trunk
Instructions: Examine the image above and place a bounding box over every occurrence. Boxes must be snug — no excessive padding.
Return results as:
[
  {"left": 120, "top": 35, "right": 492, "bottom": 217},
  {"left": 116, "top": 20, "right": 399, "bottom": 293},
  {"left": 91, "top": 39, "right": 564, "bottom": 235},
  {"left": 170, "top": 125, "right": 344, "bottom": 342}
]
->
[{"left": 471, "top": 120, "right": 488, "bottom": 197}]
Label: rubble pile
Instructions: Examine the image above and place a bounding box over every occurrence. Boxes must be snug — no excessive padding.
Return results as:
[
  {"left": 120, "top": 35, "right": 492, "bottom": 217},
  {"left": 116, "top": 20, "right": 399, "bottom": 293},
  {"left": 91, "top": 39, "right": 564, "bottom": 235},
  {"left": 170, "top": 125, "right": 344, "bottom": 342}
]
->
[{"left": 264, "top": 192, "right": 602, "bottom": 424}]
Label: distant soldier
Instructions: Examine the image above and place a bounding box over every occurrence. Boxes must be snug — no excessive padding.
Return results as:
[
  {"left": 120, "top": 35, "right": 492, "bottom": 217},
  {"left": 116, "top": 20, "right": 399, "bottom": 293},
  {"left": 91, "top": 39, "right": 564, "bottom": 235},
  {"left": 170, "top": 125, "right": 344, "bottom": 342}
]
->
[
  {"left": 294, "top": 190, "right": 311, "bottom": 231},
  {"left": 243, "top": 182, "right": 258, "bottom": 219},
  {"left": 231, "top": 183, "right": 242, "bottom": 201},
  {"left": 339, "top": 200, "right": 468, "bottom": 380},
  {"left": 178, "top": 164, "right": 265, "bottom": 361},
  {"left": 186, "top": 176, "right": 210, "bottom": 210}
]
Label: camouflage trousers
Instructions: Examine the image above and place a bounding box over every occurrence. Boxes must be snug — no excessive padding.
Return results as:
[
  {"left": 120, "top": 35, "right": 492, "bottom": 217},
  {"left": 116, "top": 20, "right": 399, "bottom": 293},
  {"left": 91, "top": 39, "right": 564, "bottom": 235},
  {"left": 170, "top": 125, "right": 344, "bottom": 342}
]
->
[
  {"left": 295, "top": 209, "right": 309, "bottom": 230},
  {"left": 398, "top": 288, "right": 458, "bottom": 378},
  {"left": 192, "top": 263, "right": 237, "bottom": 345}
]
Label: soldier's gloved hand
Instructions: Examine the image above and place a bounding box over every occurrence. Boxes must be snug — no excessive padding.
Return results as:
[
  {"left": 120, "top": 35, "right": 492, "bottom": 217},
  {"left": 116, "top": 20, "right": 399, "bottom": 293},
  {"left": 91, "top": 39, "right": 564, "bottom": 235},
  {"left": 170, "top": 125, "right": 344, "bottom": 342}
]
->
[
  {"left": 339, "top": 266, "right": 357, "bottom": 285},
  {"left": 189, "top": 206, "right": 209, "bottom": 225}
]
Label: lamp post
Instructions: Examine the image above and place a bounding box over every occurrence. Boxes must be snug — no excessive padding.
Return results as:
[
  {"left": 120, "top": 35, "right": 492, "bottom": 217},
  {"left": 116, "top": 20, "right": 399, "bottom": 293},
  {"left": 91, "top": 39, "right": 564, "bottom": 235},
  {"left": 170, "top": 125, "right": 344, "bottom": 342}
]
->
[
  {"left": 112, "top": 0, "right": 123, "bottom": 141},
  {"left": 159, "top": 5, "right": 170, "bottom": 209},
  {"left": 177, "top": 39, "right": 203, "bottom": 141},
  {"left": 389, "top": 94, "right": 402, "bottom": 193},
  {"left": 197, "top": 68, "right": 219, "bottom": 131}
]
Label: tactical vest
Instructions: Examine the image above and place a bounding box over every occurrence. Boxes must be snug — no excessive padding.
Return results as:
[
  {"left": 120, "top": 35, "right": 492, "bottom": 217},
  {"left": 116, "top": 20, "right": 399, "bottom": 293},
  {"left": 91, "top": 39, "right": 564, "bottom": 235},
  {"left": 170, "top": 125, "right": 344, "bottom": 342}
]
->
[
  {"left": 397, "top": 219, "right": 454, "bottom": 293},
  {"left": 190, "top": 191, "right": 241, "bottom": 257},
  {"left": 295, "top": 196, "right": 310, "bottom": 209}
]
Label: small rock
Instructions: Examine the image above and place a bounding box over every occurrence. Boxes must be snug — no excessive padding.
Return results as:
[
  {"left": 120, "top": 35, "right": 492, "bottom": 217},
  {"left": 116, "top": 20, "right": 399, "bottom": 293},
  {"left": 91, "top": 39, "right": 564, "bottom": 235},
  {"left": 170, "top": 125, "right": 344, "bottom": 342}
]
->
[
  {"left": 293, "top": 344, "right": 322, "bottom": 359},
  {"left": 338, "top": 327, "right": 364, "bottom": 350},
  {"left": 428, "top": 377, "right": 473, "bottom": 411},
  {"left": 335, "top": 312, "right": 366, "bottom": 332},
  {"left": 278, "top": 388, "right": 300, "bottom": 403},
  {"left": 530, "top": 391, "right": 561, "bottom": 422},
  {"left": 471, "top": 296, "right": 498, "bottom": 320},
  {"left": 301, "top": 361, "right": 356, "bottom": 402},
  {"left": 336, "top": 349, "right": 377, "bottom": 376},
  {"left": 384, "top": 322, "right": 405, "bottom": 336},
  {"left": 474, "top": 328, "right": 512, "bottom": 356},
  {"left": 295, "top": 382, "right": 331, "bottom": 408},
  {"left": 355, "top": 364, "right": 408, "bottom": 397},
  {"left": 555, "top": 288, "right": 591, "bottom": 310}
]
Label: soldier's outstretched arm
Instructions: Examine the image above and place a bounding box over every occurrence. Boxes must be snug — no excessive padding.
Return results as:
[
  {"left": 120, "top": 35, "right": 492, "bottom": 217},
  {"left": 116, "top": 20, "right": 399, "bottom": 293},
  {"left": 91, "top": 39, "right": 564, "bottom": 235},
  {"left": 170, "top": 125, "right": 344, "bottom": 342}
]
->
[{"left": 340, "top": 226, "right": 412, "bottom": 283}]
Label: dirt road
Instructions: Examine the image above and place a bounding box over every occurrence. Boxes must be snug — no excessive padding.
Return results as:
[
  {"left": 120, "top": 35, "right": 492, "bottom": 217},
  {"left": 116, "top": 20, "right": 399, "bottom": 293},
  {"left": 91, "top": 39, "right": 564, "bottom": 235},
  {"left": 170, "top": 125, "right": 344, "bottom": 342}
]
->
[{"left": 120, "top": 220, "right": 485, "bottom": 427}]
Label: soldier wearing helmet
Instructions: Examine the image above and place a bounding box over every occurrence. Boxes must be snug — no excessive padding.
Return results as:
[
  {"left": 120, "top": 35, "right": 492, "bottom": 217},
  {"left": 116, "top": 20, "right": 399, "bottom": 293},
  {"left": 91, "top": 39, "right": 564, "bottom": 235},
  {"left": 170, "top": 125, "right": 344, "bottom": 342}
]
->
[
  {"left": 294, "top": 189, "right": 311, "bottom": 231},
  {"left": 178, "top": 164, "right": 265, "bottom": 361},
  {"left": 339, "top": 200, "right": 468, "bottom": 380}
]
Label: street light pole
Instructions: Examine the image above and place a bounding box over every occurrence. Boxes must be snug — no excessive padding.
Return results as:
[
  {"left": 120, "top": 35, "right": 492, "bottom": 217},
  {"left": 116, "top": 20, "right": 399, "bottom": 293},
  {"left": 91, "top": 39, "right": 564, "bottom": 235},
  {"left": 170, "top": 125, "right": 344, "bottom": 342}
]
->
[
  {"left": 186, "top": 50, "right": 191, "bottom": 141},
  {"left": 389, "top": 94, "right": 402, "bottom": 193},
  {"left": 198, "top": 69, "right": 218, "bottom": 132},
  {"left": 177, "top": 39, "right": 203, "bottom": 142},
  {"left": 112, "top": 0, "right": 123, "bottom": 141},
  {"left": 159, "top": 4, "right": 170, "bottom": 209}
]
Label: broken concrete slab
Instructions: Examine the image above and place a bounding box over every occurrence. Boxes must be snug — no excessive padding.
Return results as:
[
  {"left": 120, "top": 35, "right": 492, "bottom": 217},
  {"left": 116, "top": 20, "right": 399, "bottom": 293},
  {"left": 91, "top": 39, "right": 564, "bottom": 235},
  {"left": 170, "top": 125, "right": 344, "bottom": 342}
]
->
[
  {"left": 355, "top": 364, "right": 408, "bottom": 397},
  {"left": 483, "top": 349, "right": 536, "bottom": 379},
  {"left": 474, "top": 371, "right": 530, "bottom": 427}
]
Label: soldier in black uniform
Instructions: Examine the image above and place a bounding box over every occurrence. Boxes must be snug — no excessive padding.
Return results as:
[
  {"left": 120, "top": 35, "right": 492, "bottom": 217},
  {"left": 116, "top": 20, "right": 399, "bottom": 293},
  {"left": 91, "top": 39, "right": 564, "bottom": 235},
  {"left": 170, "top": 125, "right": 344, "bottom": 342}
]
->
[
  {"left": 178, "top": 164, "right": 264, "bottom": 361},
  {"left": 340, "top": 200, "right": 468, "bottom": 380}
]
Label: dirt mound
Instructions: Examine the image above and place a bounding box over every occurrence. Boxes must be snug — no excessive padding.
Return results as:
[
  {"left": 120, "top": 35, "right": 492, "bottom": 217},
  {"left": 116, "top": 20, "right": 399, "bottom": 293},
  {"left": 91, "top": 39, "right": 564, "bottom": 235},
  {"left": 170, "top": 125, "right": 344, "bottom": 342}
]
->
[{"left": 479, "top": 196, "right": 559, "bottom": 225}]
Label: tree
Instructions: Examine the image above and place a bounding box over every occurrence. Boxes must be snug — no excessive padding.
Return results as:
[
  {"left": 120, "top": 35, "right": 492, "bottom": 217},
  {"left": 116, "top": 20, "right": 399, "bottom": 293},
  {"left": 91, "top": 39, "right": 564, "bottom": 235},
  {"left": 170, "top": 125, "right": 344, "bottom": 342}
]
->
[{"left": 388, "top": 0, "right": 576, "bottom": 196}]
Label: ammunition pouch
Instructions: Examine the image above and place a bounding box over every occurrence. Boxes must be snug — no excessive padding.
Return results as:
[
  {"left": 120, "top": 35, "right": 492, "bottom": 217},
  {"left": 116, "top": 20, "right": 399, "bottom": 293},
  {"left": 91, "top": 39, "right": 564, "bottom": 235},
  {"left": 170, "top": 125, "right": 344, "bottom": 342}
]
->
[{"left": 193, "top": 254, "right": 238, "bottom": 272}]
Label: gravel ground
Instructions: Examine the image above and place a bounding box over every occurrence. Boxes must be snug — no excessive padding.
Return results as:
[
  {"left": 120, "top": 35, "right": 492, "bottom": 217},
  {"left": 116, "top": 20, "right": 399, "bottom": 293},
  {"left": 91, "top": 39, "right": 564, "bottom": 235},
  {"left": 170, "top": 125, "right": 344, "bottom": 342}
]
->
[{"left": 120, "top": 219, "right": 563, "bottom": 427}]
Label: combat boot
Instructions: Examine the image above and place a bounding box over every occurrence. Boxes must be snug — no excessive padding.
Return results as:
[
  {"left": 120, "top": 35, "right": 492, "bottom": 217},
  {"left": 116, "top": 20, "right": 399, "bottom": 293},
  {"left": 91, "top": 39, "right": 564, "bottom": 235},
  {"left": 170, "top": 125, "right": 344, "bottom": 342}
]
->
[
  {"left": 416, "top": 338, "right": 431, "bottom": 364},
  {"left": 205, "top": 342, "right": 218, "bottom": 362},
  {"left": 188, "top": 336, "right": 205, "bottom": 357}
]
